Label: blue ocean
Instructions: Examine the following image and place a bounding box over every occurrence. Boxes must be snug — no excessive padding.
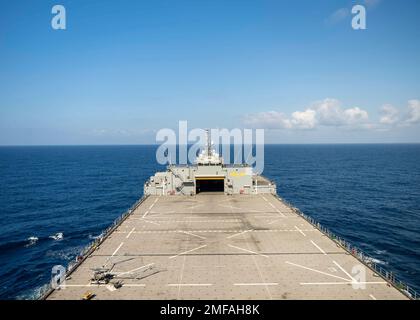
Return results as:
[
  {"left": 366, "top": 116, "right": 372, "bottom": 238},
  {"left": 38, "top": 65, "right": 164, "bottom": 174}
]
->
[{"left": 0, "top": 145, "right": 419, "bottom": 299}]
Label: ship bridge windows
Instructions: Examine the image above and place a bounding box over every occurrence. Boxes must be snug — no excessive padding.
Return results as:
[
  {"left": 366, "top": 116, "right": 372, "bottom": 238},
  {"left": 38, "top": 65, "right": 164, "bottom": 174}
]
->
[{"left": 195, "top": 176, "right": 224, "bottom": 194}]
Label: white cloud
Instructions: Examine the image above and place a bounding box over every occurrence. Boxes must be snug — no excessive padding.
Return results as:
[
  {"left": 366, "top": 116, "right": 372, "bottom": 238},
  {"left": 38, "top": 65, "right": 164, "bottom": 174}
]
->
[
  {"left": 379, "top": 104, "right": 399, "bottom": 125},
  {"left": 291, "top": 109, "right": 317, "bottom": 129},
  {"left": 242, "top": 111, "right": 291, "bottom": 129},
  {"left": 244, "top": 99, "right": 420, "bottom": 131},
  {"left": 343, "top": 107, "right": 369, "bottom": 124},
  {"left": 405, "top": 99, "right": 420, "bottom": 124},
  {"left": 311, "top": 98, "right": 369, "bottom": 127},
  {"left": 243, "top": 98, "right": 370, "bottom": 130}
]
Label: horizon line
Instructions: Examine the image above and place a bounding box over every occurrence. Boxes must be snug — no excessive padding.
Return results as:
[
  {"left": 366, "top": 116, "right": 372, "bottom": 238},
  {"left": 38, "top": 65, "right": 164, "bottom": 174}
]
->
[{"left": 1, "top": 142, "right": 420, "bottom": 147}]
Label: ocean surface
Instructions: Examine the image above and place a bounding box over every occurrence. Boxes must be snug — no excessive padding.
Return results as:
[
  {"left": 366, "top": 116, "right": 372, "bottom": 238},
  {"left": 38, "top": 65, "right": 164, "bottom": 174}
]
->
[{"left": 0, "top": 144, "right": 419, "bottom": 299}]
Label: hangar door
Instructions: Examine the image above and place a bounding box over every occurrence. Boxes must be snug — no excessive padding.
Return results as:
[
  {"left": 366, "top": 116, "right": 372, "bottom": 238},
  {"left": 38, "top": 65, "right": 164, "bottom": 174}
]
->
[{"left": 195, "top": 176, "right": 224, "bottom": 193}]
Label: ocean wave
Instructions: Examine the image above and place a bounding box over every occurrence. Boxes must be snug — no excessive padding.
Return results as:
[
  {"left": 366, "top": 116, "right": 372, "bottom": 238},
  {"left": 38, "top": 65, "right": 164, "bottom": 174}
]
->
[
  {"left": 45, "top": 245, "right": 85, "bottom": 261},
  {"left": 374, "top": 249, "right": 387, "bottom": 255},
  {"left": 25, "top": 237, "right": 39, "bottom": 247},
  {"left": 365, "top": 256, "right": 388, "bottom": 265},
  {"left": 49, "top": 233, "right": 63, "bottom": 241},
  {"left": 88, "top": 233, "right": 104, "bottom": 240}
]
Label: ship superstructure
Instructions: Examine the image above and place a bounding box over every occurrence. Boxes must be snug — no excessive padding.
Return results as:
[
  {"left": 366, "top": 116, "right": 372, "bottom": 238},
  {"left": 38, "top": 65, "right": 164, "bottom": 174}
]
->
[{"left": 144, "top": 130, "right": 275, "bottom": 196}]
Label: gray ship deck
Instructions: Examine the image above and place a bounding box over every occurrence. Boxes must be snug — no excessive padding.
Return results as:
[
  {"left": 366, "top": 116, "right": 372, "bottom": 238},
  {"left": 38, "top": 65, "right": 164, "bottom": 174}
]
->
[{"left": 47, "top": 194, "right": 407, "bottom": 300}]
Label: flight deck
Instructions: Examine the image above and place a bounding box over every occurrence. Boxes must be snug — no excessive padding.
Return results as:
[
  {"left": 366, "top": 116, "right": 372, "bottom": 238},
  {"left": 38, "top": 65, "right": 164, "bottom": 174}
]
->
[{"left": 46, "top": 193, "right": 407, "bottom": 300}]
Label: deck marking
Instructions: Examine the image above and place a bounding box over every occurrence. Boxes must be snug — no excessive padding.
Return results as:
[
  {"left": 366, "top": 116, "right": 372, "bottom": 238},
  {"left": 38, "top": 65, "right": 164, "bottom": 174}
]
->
[
  {"left": 115, "top": 263, "right": 155, "bottom": 277},
  {"left": 310, "top": 240, "right": 327, "bottom": 255},
  {"left": 168, "top": 283, "right": 212, "bottom": 287},
  {"left": 228, "top": 244, "right": 269, "bottom": 258},
  {"left": 238, "top": 229, "right": 273, "bottom": 300},
  {"left": 234, "top": 283, "right": 278, "bottom": 286},
  {"left": 286, "top": 261, "right": 351, "bottom": 282},
  {"left": 370, "top": 294, "right": 377, "bottom": 300},
  {"left": 141, "top": 218, "right": 160, "bottom": 226},
  {"left": 60, "top": 284, "right": 146, "bottom": 287},
  {"left": 126, "top": 227, "right": 135, "bottom": 239},
  {"left": 218, "top": 204, "right": 242, "bottom": 210},
  {"left": 112, "top": 242, "right": 124, "bottom": 256},
  {"left": 148, "top": 198, "right": 159, "bottom": 210},
  {"left": 142, "top": 210, "right": 150, "bottom": 218},
  {"left": 295, "top": 226, "right": 306, "bottom": 237},
  {"left": 333, "top": 260, "right": 357, "bottom": 282},
  {"left": 276, "top": 209, "right": 286, "bottom": 217},
  {"left": 169, "top": 244, "right": 208, "bottom": 259},
  {"left": 300, "top": 282, "right": 387, "bottom": 286},
  {"left": 181, "top": 231, "right": 206, "bottom": 239},
  {"left": 227, "top": 230, "right": 252, "bottom": 239}
]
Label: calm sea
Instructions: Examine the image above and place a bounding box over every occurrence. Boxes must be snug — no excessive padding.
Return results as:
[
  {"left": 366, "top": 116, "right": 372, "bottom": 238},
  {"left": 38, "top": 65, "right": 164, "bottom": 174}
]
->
[{"left": 0, "top": 145, "right": 419, "bottom": 299}]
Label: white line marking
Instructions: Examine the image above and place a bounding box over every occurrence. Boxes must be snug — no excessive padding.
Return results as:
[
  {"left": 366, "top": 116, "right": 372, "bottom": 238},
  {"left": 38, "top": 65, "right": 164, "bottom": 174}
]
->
[
  {"left": 142, "top": 210, "right": 150, "bottom": 218},
  {"left": 61, "top": 284, "right": 146, "bottom": 287},
  {"left": 181, "top": 231, "right": 206, "bottom": 239},
  {"left": 300, "top": 282, "right": 387, "bottom": 286},
  {"left": 228, "top": 244, "right": 269, "bottom": 258},
  {"left": 286, "top": 261, "right": 351, "bottom": 282},
  {"left": 227, "top": 230, "right": 252, "bottom": 239},
  {"left": 115, "top": 263, "right": 155, "bottom": 277},
  {"left": 276, "top": 209, "right": 286, "bottom": 217},
  {"left": 262, "top": 196, "right": 267, "bottom": 201},
  {"left": 369, "top": 294, "right": 377, "bottom": 300},
  {"left": 112, "top": 242, "right": 124, "bottom": 256},
  {"left": 333, "top": 260, "right": 357, "bottom": 282},
  {"left": 169, "top": 244, "right": 208, "bottom": 259},
  {"left": 218, "top": 204, "right": 242, "bottom": 210},
  {"left": 141, "top": 219, "right": 160, "bottom": 226},
  {"left": 234, "top": 283, "right": 278, "bottom": 286},
  {"left": 310, "top": 240, "right": 327, "bottom": 255},
  {"left": 295, "top": 226, "right": 306, "bottom": 237},
  {"left": 167, "top": 283, "right": 212, "bottom": 287},
  {"left": 126, "top": 227, "right": 135, "bottom": 239}
]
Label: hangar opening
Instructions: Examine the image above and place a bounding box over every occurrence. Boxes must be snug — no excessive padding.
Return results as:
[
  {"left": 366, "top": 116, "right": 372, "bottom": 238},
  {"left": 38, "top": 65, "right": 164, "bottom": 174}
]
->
[{"left": 195, "top": 177, "right": 224, "bottom": 194}]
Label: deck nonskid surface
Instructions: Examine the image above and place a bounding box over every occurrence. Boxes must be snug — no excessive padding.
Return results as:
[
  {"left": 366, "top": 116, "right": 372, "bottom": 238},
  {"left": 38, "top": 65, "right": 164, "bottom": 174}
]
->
[{"left": 48, "top": 194, "right": 406, "bottom": 300}]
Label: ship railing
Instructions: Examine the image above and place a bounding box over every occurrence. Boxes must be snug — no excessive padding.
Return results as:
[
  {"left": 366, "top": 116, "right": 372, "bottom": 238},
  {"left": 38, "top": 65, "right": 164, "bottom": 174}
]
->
[
  {"left": 38, "top": 195, "right": 149, "bottom": 300},
  {"left": 276, "top": 195, "right": 418, "bottom": 300}
]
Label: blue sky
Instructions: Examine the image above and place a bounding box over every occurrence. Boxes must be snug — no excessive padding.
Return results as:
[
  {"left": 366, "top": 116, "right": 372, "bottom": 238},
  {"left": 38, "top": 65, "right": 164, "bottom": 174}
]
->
[{"left": 0, "top": 0, "right": 419, "bottom": 144}]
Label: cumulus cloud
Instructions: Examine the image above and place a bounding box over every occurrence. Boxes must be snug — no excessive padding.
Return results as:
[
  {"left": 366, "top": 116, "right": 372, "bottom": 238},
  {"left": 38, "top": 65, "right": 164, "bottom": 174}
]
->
[
  {"left": 290, "top": 109, "right": 317, "bottom": 129},
  {"left": 242, "top": 111, "right": 291, "bottom": 129},
  {"left": 406, "top": 99, "right": 420, "bottom": 124},
  {"left": 243, "top": 98, "right": 420, "bottom": 132},
  {"left": 379, "top": 104, "right": 399, "bottom": 125},
  {"left": 243, "top": 98, "right": 370, "bottom": 130},
  {"left": 378, "top": 100, "right": 420, "bottom": 127}
]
